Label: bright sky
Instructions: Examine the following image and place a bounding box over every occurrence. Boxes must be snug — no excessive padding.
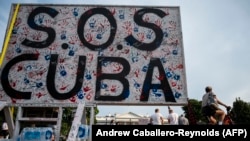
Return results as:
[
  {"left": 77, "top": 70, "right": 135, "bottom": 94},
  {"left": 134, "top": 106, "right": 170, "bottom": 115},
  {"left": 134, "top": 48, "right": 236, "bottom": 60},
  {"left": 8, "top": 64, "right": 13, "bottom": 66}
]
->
[{"left": 0, "top": 0, "right": 250, "bottom": 118}]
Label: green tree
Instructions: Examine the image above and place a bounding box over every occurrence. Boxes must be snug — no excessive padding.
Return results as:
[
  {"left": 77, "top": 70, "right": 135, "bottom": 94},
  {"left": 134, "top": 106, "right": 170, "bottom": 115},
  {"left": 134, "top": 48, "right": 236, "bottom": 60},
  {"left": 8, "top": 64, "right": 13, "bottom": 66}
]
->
[
  {"left": 181, "top": 99, "right": 204, "bottom": 124},
  {"left": 61, "top": 107, "right": 74, "bottom": 136},
  {"left": 231, "top": 97, "right": 250, "bottom": 124},
  {"left": 86, "top": 106, "right": 99, "bottom": 124}
]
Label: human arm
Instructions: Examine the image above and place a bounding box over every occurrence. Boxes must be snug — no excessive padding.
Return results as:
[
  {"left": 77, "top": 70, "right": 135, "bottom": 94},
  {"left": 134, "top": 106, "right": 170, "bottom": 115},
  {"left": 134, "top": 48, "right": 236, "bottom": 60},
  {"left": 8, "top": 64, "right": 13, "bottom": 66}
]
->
[
  {"left": 160, "top": 116, "right": 164, "bottom": 125},
  {"left": 150, "top": 117, "right": 153, "bottom": 124},
  {"left": 149, "top": 115, "right": 154, "bottom": 125},
  {"left": 167, "top": 115, "right": 171, "bottom": 124},
  {"left": 215, "top": 96, "right": 228, "bottom": 108}
]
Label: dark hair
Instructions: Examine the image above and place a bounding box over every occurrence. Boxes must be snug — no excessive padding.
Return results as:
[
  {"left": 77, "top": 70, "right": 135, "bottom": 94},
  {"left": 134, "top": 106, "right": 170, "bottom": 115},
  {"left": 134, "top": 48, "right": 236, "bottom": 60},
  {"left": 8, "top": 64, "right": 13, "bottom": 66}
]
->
[
  {"left": 205, "top": 86, "right": 212, "bottom": 92},
  {"left": 155, "top": 108, "right": 159, "bottom": 112}
]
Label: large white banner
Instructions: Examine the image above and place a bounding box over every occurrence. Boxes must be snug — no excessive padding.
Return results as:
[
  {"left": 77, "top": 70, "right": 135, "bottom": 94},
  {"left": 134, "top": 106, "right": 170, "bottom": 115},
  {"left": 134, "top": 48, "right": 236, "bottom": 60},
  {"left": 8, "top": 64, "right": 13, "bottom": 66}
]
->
[{"left": 0, "top": 4, "right": 188, "bottom": 106}]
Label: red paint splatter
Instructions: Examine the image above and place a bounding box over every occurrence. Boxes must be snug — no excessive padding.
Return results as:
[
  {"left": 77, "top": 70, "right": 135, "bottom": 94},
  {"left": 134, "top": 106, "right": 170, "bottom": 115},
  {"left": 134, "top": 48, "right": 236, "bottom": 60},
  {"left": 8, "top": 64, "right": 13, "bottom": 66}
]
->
[
  {"left": 83, "top": 86, "right": 91, "bottom": 92},
  {"left": 36, "top": 92, "right": 46, "bottom": 98}
]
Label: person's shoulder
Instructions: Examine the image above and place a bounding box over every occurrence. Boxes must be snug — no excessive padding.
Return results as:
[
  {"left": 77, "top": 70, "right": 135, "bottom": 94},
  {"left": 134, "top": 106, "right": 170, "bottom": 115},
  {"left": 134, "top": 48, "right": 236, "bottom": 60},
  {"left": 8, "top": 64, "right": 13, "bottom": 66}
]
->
[
  {"left": 202, "top": 93, "right": 208, "bottom": 98},
  {"left": 210, "top": 92, "right": 216, "bottom": 96}
]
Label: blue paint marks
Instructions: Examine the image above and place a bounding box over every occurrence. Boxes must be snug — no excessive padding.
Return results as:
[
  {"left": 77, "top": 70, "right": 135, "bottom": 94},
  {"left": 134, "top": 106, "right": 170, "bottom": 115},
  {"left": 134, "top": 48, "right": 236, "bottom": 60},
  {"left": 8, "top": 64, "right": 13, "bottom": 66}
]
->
[
  {"left": 175, "top": 91, "right": 181, "bottom": 98},
  {"left": 77, "top": 89, "right": 84, "bottom": 99}
]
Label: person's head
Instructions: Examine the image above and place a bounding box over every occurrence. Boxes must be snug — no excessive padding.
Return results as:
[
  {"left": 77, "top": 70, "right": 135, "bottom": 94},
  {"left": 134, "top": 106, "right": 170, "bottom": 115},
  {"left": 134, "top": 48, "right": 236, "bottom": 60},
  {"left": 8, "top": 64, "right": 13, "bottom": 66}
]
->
[
  {"left": 205, "top": 86, "right": 212, "bottom": 93},
  {"left": 169, "top": 108, "right": 173, "bottom": 113},
  {"left": 155, "top": 108, "right": 159, "bottom": 113}
]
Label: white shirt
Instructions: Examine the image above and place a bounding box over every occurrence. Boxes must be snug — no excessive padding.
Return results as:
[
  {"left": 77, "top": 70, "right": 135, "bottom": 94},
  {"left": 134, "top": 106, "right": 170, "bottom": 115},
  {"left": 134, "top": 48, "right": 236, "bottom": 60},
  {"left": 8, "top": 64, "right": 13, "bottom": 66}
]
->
[
  {"left": 168, "top": 112, "right": 179, "bottom": 125},
  {"left": 150, "top": 112, "right": 163, "bottom": 125},
  {"left": 202, "top": 92, "right": 217, "bottom": 107}
]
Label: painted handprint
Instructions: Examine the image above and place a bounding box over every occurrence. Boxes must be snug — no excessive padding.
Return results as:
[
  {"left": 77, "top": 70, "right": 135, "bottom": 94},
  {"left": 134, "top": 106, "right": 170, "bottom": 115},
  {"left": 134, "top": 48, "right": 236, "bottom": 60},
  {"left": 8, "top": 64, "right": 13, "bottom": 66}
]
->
[
  {"left": 85, "top": 32, "right": 93, "bottom": 42},
  {"left": 60, "top": 30, "right": 67, "bottom": 40},
  {"left": 131, "top": 51, "right": 139, "bottom": 63},
  {"left": 15, "top": 44, "right": 22, "bottom": 54},
  {"left": 96, "top": 26, "right": 105, "bottom": 40},
  {"left": 85, "top": 70, "right": 92, "bottom": 80},
  {"left": 59, "top": 65, "right": 67, "bottom": 77},
  {"left": 168, "top": 20, "right": 177, "bottom": 30},
  {"left": 133, "top": 79, "right": 140, "bottom": 89},
  {"left": 146, "top": 30, "right": 154, "bottom": 39},
  {"left": 118, "top": 9, "right": 125, "bottom": 19},
  {"left": 136, "top": 32, "right": 145, "bottom": 42},
  {"left": 68, "top": 46, "right": 76, "bottom": 56},
  {"left": 72, "top": 8, "right": 79, "bottom": 17},
  {"left": 69, "top": 35, "right": 78, "bottom": 45},
  {"left": 122, "top": 21, "right": 132, "bottom": 35},
  {"left": 77, "top": 89, "right": 84, "bottom": 100},
  {"left": 88, "top": 18, "right": 96, "bottom": 28},
  {"left": 35, "top": 82, "right": 43, "bottom": 88},
  {"left": 36, "top": 14, "right": 44, "bottom": 25},
  {"left": 32, "top": 31, "right": 42, "bottom": 41}
]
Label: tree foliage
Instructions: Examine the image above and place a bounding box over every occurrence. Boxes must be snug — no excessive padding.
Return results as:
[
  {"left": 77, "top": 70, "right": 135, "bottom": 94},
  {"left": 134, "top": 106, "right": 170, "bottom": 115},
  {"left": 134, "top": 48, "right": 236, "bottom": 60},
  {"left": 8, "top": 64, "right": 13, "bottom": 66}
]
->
[
  {"left": 86, "top": 106, "right": 99, "bottom": 124},
  {"left": 181, "top": 99, "right": 207, "bottom": 124},
  {"left": 231, "top": 97, "right": 250, "bottom": 124},
  {"left": 61, "top": 107, "right": 74, "bottom": 136}
]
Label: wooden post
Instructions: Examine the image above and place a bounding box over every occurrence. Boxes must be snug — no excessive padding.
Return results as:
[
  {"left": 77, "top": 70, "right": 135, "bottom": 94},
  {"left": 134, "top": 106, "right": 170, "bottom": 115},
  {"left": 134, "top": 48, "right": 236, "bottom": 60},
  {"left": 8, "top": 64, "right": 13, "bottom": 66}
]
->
[
  {"left": 55, "top": 107, "right": 63, "bottom": 141},
  {"left": 13, "top": 106, "right": 22, "bottom": 139},
  {"left": 88, "top": 105, "right": 95, "bottom": 141},
  {"left": 3, "top": 107, "right": 15, "bottom": 138}
]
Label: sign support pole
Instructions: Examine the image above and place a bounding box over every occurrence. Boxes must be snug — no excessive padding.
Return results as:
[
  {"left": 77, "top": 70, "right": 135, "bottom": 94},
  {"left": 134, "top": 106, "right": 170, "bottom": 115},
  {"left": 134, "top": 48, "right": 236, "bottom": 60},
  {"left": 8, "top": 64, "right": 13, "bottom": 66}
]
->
[{"left": 67, "top": 102, "right": 85, "bottom": 141}]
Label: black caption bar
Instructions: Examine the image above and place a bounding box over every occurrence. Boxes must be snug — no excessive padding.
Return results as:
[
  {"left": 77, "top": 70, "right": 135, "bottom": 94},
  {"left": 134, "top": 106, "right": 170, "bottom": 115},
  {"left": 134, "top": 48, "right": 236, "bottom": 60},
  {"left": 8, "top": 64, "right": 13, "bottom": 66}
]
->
[{"left": 92, "top": 125, "right": 250, "bottom": 141}]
